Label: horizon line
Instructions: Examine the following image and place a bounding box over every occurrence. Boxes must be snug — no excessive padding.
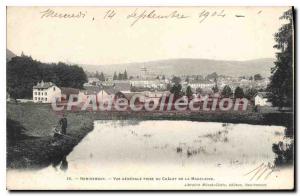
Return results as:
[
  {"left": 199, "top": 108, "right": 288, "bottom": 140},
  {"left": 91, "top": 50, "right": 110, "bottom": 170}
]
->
[{"left": 7, "top": 49, "right": 275, "bottom": 67}]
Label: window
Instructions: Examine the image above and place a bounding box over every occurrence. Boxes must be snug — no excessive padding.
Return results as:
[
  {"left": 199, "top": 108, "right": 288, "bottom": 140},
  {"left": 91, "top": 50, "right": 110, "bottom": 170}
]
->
[
  {"left": 45, "top": 92, "right": 47, "bottom": 95},
  {"left": 38, "top": 97, "right": 40, "bottom": 100},
  {"left": 35, "top": 97, "right": 37, "bottom": 100},
  {"left": 41, "top": 92, "right": 43, "bottom": 96},
  {"left": 53, "top": 87, "right": 56, "bottom": 91},
  {"left": 35, "top": 92, "right": 37, "bottom": 95},
  {"left": 41, "top": 98, "right": 43, "bottom": 100},
  {"left": 38, "top": 92, "right": 40, "bottom": 95},
  {"left": 45, "top": 98, "right": 47, "bottom": 101}
]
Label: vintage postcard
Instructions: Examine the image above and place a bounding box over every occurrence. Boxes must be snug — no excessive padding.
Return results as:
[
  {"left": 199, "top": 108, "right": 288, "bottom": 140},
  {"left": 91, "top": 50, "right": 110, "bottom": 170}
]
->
[{"left": 6, "top": 6, "right": 294, "bottom": 190}]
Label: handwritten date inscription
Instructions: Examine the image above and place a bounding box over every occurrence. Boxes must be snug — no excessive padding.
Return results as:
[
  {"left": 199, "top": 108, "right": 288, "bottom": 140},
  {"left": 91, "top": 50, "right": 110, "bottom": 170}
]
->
[
  {"left": 40, "top": 9, "right": 86, "bottom": 19},
  {"left": 38, "top": 8, "right": 248, "bottom": 27},
  {"left": 126, "top": 9, "right": 189, "bottom": 26}
]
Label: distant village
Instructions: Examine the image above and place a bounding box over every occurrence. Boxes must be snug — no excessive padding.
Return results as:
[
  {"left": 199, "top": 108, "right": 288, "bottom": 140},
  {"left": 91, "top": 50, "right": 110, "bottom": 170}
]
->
[{"left": 22, "top": 67, "right": 272, "bottom": 109}]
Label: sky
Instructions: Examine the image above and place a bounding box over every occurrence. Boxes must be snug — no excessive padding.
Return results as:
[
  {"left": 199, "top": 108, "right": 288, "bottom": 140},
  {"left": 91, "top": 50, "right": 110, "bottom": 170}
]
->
[{"left": 7, "top": 6, "right": 290, "bottom": 65}]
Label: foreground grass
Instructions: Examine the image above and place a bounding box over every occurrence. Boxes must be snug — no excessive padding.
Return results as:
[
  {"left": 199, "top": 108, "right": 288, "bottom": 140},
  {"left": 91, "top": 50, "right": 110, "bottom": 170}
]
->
[{"left": 7, "top": 103, "right": 94, "bottom": 169}]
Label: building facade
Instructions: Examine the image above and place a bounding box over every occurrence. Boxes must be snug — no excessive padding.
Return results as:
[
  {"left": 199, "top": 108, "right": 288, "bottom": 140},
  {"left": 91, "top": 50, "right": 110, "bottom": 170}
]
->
[
  {"left": 254, "top": 92, "right": 272, "bottom": 106},
  {"left": 33, "top": 81, "right": 61, "bottom": 103}
]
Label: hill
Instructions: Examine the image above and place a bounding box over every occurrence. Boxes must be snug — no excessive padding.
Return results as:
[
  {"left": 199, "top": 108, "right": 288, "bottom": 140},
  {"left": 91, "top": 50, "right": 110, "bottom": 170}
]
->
[
  {"left": 81, "top": 58, "right": 275, "bottom": 77},
  {"left": 6, "top": 49, "right": 16, "bottom": 61}
]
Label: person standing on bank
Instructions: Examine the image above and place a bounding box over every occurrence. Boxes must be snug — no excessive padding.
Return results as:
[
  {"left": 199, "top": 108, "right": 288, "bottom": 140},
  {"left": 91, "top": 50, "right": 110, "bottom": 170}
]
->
[{"left": 58, "top": 113, "right": 68, "bottom": 135}]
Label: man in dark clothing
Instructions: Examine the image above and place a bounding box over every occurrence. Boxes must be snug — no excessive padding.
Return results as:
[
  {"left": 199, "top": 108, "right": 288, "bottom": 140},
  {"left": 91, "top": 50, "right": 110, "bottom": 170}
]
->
[{"left": 58, "top": 114, "right": 68, "bottom": 134}]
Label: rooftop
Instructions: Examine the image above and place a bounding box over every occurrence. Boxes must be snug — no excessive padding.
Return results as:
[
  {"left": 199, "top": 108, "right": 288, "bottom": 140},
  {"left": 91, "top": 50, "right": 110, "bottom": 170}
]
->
[
  {"left": 256, "top": 92, "right": 268, "bottom": 98},
  {"left": 61, "top": 87, "right": 80, "bottom": 95},
  {"left": 33, "top": 81, "right": 55, "bottom": 89}
]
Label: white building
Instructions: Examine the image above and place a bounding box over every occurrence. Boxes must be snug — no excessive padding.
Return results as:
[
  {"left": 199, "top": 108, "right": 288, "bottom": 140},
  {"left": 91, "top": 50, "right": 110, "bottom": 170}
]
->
[
  {"left": 88, "top": 77, "right": 100, "bottom": 84},
  {"left": 33, "top": 81, "right": 61, "bottom": 103},
  {"left": 254, "top": 92, "right": 272, "bottom": 106},
  {"left": 130, "top": 80, "right": 165, "bottom": 89},
  {"left": 188, "top": 81, "right": 215, "bottom": 90}
]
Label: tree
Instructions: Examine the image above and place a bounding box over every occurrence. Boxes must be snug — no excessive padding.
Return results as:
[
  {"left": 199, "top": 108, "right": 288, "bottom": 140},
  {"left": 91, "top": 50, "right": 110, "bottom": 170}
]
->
[
  {"left": 185, "top": 86, "right": 193, "bottom": 98},
  {"left": 234, "top": 86, "right": 245, "bottom": 98},
  {"left": 212, "top": 85, "right": 218, "bottom": 93},
  {"left": 267, "top": 8, "right": 293, "bottom": 108},
  {"left": 100, "top": 72, "right": 105, "bottom": 81},
  {"left": 244, "top": 88, "right": 258, "bottom": 100},
  {"left": 171, "top": 76, "right": 181, "bottom": 84},
  {"left": 196, "top": 87, "right": 203, "bottom": 94},
  {"left": 118, "top": 73, "right": 123, "bottom": 80},
  {"left": 95, "top": 71, "right": 105, "bottom": 81},
  {"left": 7, "top": 56, "right": 38, "bottom": 99},
  {"left": 95, "top": 71, "right": 100, "bottom": 79},
  {"left": 185, "top": 76, "right": 189, "bottom": 83},
  {"left": 170, "top": 83, "right": 183, "bottom": 98},
  {"left": 212, "top": 79, "right": 219, "bottom": 93},
  {"left": 254, "top": 74, "right": 263, "bottom": 81},
  {"left": 7, "top": 55, "right": 87, "bottom": 99},
  {"left": 113, "top": 72, "right": 118, "bottom": 80},
  {"left": 54, "top": 62, "right": 87, "bottom": 89},
  {"left": 221, "top": 85, "right": 233, "bottom": 98},
  {"left": 166, "top": 83, "right": 172, "bottom": 91},
  {"left": 123, "top": 70, "right": 128, "bottom": 80},
  {"left": 205, "top": 72, "right": 218, "bottom": 81}
]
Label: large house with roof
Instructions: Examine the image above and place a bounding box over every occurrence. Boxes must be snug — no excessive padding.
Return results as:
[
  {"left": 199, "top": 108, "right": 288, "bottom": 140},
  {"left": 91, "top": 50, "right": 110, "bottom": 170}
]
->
[{"left": 33, "top": 81, "right": 61, "bottom": 103}]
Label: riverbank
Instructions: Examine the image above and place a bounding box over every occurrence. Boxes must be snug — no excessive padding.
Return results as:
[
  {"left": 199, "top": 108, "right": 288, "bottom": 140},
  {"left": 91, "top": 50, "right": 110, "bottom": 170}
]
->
[
  {"left": 90, "top": 110, "right": 293, "bottom": 128},
  {"left": 7, "top": 103, "right": 293, "bottom": 169},
  {"left": 7, "top": 103, "right": 94, "bottom": 169}
]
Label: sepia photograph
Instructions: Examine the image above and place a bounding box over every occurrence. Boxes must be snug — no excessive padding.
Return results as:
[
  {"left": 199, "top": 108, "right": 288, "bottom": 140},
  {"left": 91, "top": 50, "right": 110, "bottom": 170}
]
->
[{"left": 5, "top": 6, "right": 294, "bottom": 190}]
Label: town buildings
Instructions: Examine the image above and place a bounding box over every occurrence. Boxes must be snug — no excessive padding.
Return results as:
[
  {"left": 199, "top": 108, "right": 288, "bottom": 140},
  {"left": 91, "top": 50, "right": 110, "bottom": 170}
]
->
[{"left": 31, "top": 71, "right": 271, "bottom": 109}]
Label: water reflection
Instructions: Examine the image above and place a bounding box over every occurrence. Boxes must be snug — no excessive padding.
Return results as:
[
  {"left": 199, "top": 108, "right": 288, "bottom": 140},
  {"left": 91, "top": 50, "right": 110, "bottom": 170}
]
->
[
  {"left": 272, "top": 138, "right": 294, "bottom": 166},
  {"left": 60, "top": 156, "right": 68, "bottom": 171},
  {"left": 271, "top": 118, "right": 294, "bottom": 167},
  {"left": 65, "top": 121, "right": 288, "bottom": 169},
  {"left": 52, "top": 155, "right": 68, "bottom": 172}
]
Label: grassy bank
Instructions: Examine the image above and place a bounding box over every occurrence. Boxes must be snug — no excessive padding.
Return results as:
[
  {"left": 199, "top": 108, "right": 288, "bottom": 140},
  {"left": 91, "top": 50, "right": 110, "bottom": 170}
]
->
[{"left": 7, "top": 103, "right": 94, "bottom": 169}]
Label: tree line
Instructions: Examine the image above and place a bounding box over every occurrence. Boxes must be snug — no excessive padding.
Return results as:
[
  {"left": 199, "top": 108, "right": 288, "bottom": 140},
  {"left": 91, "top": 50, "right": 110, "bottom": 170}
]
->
[
  {"left": 7, "top": 55, "right": 87, "bottom": 99},
  {"left": 170, "top": 83, "right": 258, "bottom": 100},
  {"left": 113, "top": 70, "right": 128, "bottom": 80},
  {"left": 169, "top": 75, "right": 258, "bottom": 99}
]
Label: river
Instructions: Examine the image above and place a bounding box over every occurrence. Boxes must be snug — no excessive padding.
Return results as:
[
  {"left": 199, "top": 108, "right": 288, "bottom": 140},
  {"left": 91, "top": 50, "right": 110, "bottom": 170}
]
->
[{"left": 7, "top": 120, "right": 294, "bottom": 190}]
